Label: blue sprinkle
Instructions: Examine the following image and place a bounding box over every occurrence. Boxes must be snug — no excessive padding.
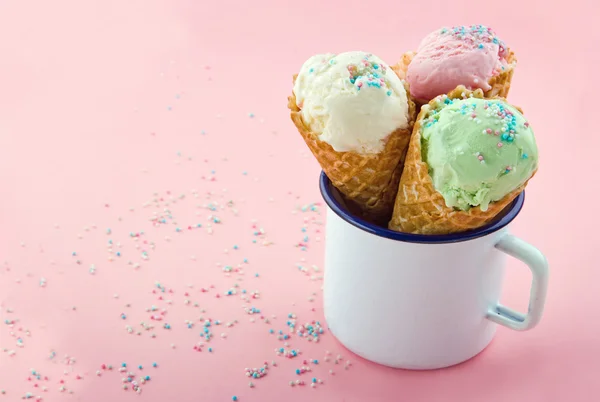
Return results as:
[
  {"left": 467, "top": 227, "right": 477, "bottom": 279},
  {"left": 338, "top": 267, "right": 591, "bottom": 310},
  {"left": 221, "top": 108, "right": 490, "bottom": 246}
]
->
[
  {"left": 121, "top": 363, "right": 127, "bottom": 367},
  {"left": 138, "top": 365, "right": 143, "bottom": 370},
  {"left": 309, "top": 68, "right": 314, "bottom": 73},
  {"left": 208, "top": 347, "right": 213, "bottom": 352},
  {"left": 145, "top": 376, "right": 151, "bottom": 381},
  {"left": 269, "top": 329, "right": 274, "bottom": 334},
  {"left": 296, "top": 369, "right": 301, "bottom": 375},
  {"left": 312, "top": 377, "right": 317, "bottom": 383},
  {"left": 478, "top": 43, "right": 484, "bottom": 49},
  {"left": 373, "top": 64, "right": 379, "bottom": 69},
  {"left": 522, "top": 153, "right": 528, "bottom": 159},
  {"left": 232, "top": 397, "right": 238, "bottom": 401},
  {"left": 386, "top": 90, "right": 392, "bottom": 96},
  {"left": 248, "top": 113, "right": 254, "bottom": 118},
  {"left": 254, "top": 273, "right": 259, "bottom": 277},
  {"left": 152, "top": 362, "right": 158, "bottom": 367}
]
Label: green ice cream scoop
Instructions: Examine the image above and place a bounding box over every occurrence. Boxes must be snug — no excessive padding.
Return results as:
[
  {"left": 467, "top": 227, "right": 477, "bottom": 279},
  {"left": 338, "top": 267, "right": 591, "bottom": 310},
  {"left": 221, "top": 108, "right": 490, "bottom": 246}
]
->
[{"left": 421, "top": 97, "right": 538, "bottom": 211}]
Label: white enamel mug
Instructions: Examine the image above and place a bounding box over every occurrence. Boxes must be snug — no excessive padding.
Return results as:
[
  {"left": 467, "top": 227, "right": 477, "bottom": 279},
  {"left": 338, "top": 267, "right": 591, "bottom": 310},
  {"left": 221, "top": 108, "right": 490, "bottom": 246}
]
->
[{"left": 320, "top": 172, "right": 549, "bottom": 370}]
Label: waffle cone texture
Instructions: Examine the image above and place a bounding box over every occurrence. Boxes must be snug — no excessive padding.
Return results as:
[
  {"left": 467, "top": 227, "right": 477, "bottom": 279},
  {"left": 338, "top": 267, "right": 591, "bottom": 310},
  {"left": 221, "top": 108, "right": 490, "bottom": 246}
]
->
[
  {"left": 392, "top": 49, "right": 516, "bottom": 105},
  {"left": 288, "top": 76, "right": 417, "bottom": 224},
  {"left": 388, "top": 86, "right": 534, "bottom": 235}
]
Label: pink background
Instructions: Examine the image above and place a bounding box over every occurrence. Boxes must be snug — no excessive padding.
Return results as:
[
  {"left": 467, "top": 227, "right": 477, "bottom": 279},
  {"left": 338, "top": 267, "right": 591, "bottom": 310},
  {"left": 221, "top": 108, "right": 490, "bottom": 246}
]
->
[{"left": 0, "top": 0, "right": 598, "bottom": 401}]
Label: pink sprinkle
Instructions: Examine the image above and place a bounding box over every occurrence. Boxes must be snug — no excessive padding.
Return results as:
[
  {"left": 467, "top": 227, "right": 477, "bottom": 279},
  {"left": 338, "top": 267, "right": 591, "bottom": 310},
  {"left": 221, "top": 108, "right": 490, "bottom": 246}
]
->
[
  {"left": 357, "top": 82, "right": 363, "bottom": 88},
  {"left": 486, "top": 128, "right": 492, "bottom": 134},
  {"left": 471, "top": 113, "right": 476, "bottom": 118},
  {"left": 477, "top": 155, "right": 484, "bottom": 161},
  {"left": 494, "top": 130, "right": 500, "bottom": 136},
  {"left": 524, "top": 122, "right": 530, "bottom": 127},
  {"left": 497, "top": 143, "right": 503, "bottom": 148}
]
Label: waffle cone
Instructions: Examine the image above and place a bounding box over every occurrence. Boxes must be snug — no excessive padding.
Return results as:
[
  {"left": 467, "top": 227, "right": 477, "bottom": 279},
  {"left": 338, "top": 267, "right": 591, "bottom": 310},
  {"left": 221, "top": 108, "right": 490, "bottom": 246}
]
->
[
  {"left": 392, "top": 49, "right": 516, "bottom": 105},
  {"left": 288, "top": 77, "right": 417, "bottom": 225},
  {"left": 388, "top": 86, "right": 533, "bottom": 235}
]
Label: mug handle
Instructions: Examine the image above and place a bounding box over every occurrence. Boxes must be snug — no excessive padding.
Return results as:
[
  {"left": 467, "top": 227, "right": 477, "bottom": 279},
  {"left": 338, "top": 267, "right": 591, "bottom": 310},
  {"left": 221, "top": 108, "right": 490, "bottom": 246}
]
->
[{"left": 486, "top": 234, "right": 549, "bottom": 331}]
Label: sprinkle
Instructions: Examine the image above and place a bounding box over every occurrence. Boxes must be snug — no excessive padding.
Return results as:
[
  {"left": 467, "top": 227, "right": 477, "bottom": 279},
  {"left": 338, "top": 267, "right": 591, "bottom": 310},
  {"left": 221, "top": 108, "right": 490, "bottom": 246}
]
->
[
  {"left": 497, "top": 142, "right": 503, "bottom": 148},
  {"left": 522, "top": 153, "right": 528, "bottom": 159},
  {"left": 232, "top": 396, "right": 238, "bottom": 401},
  {"left": 248, "top": 113, "right": 254, "bottom": 118}
]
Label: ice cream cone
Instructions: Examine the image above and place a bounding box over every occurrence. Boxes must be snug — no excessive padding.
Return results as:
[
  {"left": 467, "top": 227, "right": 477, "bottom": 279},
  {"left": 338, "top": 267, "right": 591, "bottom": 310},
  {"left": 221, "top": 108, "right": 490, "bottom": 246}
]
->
[
  {"left": 388, "top": 86, "right": 533, "bottom": 235},
  {"left": 394, "top": 49, "right": 516, "bottom": 106},
  {"left": 288, "top": 78, "right": 416, "bottom": 224}
]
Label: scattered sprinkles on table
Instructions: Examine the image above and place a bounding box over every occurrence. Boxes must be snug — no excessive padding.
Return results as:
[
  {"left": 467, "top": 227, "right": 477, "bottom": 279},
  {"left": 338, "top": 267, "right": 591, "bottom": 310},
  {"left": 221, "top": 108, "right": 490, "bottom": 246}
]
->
[{"left": 1, "top": 67, "right": 356, "bottom": 400}]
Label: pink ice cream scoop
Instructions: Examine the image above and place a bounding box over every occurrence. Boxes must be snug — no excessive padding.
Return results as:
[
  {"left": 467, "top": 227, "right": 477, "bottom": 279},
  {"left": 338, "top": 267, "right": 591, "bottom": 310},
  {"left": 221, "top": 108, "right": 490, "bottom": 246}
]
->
[{"left": 406, "top": 25, "right": 513, "bottom": 102}]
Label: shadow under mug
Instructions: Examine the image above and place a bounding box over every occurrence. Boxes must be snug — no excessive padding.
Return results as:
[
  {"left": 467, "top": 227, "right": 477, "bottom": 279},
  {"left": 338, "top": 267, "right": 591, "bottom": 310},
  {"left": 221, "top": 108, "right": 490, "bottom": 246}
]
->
[{"left": 319, "top": 172, "right": 549, "bottom": 370}]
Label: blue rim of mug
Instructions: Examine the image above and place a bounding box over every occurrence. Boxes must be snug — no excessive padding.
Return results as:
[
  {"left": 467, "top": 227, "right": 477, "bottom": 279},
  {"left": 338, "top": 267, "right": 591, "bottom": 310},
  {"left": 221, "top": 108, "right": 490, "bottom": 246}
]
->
[{"left": 319, "top": 171, "right": 525, "bottom": 244}]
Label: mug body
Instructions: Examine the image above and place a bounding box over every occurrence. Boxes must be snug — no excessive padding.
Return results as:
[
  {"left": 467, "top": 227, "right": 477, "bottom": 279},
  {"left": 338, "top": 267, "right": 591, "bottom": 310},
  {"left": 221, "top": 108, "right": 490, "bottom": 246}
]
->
[{"left": 323, "top": 206, "right": 507, "bottom": 369}]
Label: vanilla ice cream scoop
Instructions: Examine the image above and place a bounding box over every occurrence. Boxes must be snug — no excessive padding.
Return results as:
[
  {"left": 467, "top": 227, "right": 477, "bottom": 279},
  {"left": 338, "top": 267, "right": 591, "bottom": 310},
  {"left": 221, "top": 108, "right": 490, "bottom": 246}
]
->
[{"left": 293, "top": 51, "right": 410, "bottom": 154}]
